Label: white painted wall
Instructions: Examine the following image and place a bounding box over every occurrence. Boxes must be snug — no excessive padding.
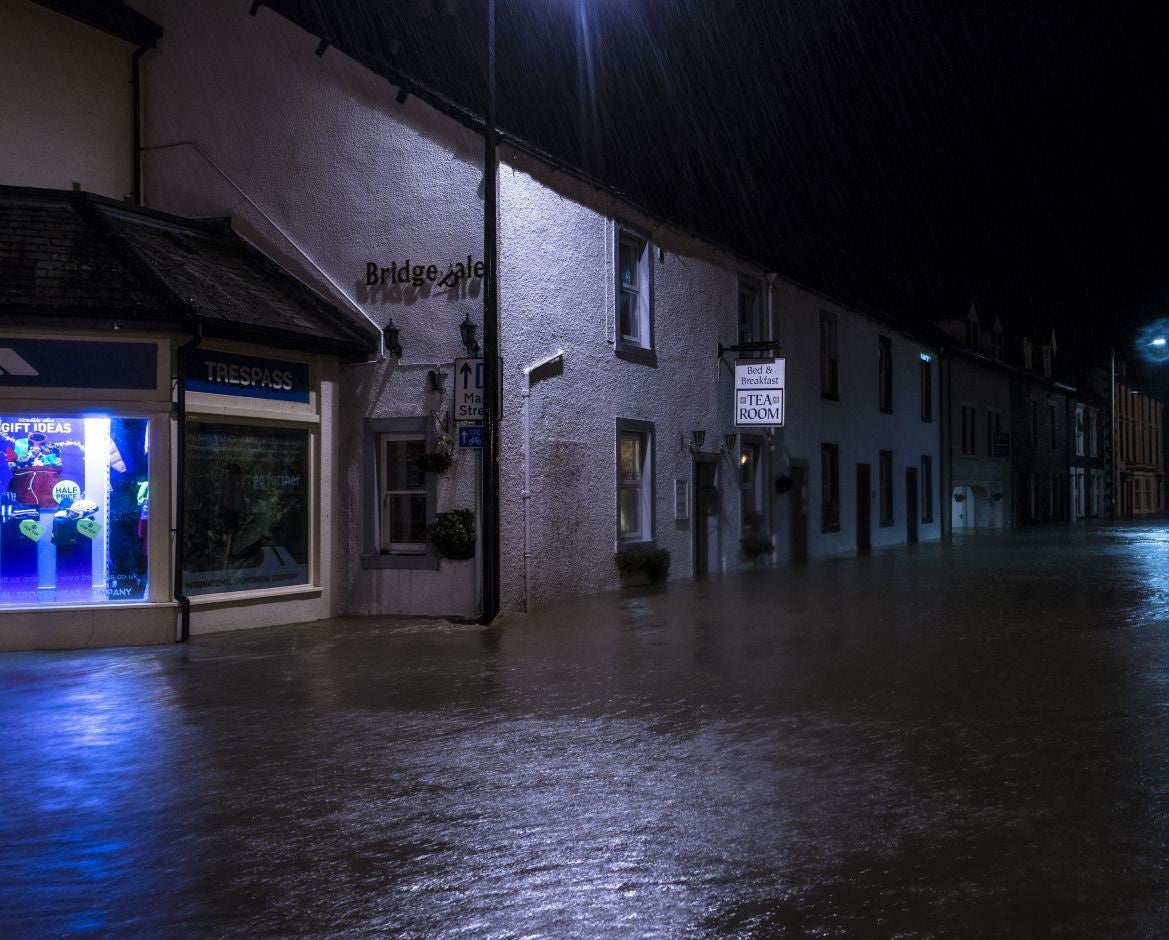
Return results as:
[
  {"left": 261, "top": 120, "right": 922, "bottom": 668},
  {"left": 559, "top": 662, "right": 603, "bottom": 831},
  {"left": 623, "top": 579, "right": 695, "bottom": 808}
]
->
[
  {"left": 497, "top": 156, "right": 750, "bottom": 609},
  {"left": 134, "top": 0, "right": 486, "bottom": 618},
  {"left": 769, "top": 281, "right": 944, "bottom": 559},
  {"left": 948, "top": 355, "right": 1013, "bottom": 528},
  {"left": 0, "top": 0, "right": 135, "bottom": 199},
  {"left": 129, "top": 0, "right": 943, "bottom": 622}
]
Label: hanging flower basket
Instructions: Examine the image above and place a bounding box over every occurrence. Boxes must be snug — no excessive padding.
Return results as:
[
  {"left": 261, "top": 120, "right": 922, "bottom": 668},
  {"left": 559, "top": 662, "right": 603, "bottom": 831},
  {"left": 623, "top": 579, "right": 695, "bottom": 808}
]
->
[
  {"left": 415, "top": 450, "right": 453, "bottom": 474},
  {"left": 953, "top": 492, "right": 966, "bottom": 503}
]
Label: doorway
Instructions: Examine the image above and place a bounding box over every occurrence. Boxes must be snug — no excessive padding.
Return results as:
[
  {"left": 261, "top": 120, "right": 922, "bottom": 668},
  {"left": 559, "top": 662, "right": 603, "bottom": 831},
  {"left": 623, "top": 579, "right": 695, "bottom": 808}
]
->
[
  {"left": 693, "top": 457, "right": 720, "bottom": 576},
  {"left": 856, "top": 463, "right": 871, "bottom": 554},
  {"left": 905, "top": 467, "right": 918, "bottom": 544},
  {"left": 952, "top": 485, "right": 974, "bottom": 529}
]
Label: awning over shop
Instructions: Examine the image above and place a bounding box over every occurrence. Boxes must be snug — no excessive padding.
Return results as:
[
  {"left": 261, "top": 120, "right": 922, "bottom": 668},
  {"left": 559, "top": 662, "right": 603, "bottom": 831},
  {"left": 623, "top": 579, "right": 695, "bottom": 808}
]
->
[{"left": 0, "top": 186, "right": 377, "bottom": 360}]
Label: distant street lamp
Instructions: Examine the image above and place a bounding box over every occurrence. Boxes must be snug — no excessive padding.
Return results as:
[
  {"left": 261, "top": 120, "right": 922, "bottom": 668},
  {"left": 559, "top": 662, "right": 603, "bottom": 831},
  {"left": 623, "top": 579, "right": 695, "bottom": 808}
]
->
[{"left": 1152, "top": 337, "right": 1167, "bottom": 348}]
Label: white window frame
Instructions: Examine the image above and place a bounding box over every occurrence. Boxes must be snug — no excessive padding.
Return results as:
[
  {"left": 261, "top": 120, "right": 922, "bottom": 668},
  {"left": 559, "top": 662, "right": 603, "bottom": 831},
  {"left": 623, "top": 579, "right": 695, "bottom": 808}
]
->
[
  {"left": 738, "top": 277, "right": 765, "bottom": 348},
  {"left": 616, "top": 419, "right": 655, "bottom": 544},
  {"left": 615, "top": 225, "right": 653, "bottom": 356},
  {"left": 379, "top": 433, "right": 429, "bottom": 554}
]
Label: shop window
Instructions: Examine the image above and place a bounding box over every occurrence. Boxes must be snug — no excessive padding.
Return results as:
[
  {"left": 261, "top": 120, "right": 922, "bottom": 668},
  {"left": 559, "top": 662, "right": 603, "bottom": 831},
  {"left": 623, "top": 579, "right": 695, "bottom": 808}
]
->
[
  {"left": 879, "top": 450, "right": 894, "bottom": 526},
  {"left": 182, "top": 422, "right": 309, "bottom": 596},
  {"left": 381, "top": 435, "right": 428, "bottom": 553},
  {"left": 1, "top": 414, "right": 149, "bottom": 606},
  {"left": 739, "top": 439, "right": 766, "bottom": 536},
  {"left": 615, "top": 225, "right": 653, "bottom": 360},
  {"left": 820, "top": 442, "right": 839, "bottom": 532},
  {"left": 617, "top": 419, "right": 654, "bottom": 543}
]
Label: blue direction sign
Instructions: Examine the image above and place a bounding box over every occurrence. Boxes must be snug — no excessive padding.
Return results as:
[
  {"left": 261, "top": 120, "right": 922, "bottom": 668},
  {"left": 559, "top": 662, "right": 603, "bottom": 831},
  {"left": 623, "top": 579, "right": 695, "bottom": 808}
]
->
[
  {"left": 453, "top": 357, "right": 503, "bottom": 423},
  {"left": 457, "top": 425, "right": 484, "bottom": 449}
]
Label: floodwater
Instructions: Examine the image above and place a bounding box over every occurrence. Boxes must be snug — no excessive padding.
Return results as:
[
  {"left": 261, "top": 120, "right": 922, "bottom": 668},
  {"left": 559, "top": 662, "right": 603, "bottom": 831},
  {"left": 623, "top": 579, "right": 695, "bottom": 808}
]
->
[{"left": 4, "top": 524, "right": 1169, "bottom": 938}]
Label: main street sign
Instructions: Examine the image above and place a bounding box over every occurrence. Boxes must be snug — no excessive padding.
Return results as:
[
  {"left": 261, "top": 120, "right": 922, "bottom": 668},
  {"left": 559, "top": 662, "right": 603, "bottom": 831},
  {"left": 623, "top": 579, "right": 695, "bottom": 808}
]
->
[
  {"left": 452, "top": 357, "right": 503, "bottom": 423},
  {"left": 734, "top": 358, "right": 785, "bottom": 427}
]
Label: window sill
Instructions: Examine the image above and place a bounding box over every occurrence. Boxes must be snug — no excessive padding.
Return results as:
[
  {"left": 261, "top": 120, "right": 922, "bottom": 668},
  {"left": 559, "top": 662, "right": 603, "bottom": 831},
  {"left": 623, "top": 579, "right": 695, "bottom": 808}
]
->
[
  {"left": 616, "top": 538, "right": 657, "bottom": 552},
  {"left": 615, "top": 344, "right": 658, "bottom": 367},
  {"left": 189, "top": 584, "right": 321, "bottom": 605},
  {"left": 361, "top": 553, "right": 440, "bottom": 571},
  {"left": 821, "top": 392, "right": 839, "bottom": 402},
  {"left": 820, "top": 524, "right": 840, "bottom": 534},
  {"left": 880, "top": 407, "right": 894, "bottom": 415},
  {"left": 879, "top": 520, "right": 895, "bottom": 528}
]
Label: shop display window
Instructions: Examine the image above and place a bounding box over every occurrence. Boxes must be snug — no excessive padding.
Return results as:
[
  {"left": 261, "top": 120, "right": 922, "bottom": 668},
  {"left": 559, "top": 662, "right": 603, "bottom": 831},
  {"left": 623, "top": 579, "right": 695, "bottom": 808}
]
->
[
  {"left": 0, "top": 415, "right": 150, "bottom": 606},
  {"left": 182, "top": 422, "right": 309, "bottom": 596}
]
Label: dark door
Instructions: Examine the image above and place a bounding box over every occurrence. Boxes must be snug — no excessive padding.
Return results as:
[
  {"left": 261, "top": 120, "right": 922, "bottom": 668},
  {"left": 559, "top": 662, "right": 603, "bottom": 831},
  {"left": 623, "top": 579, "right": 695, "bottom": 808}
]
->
[
  {"left": 905, "top": 467, "right": 918, "bottom": 544},
  {"left": 694, "top": 460, "right": 719, "bottom": 576},
  {"left": 856, "top": 463, "right": 871, "bottom": 554},
  {"left": 790, "top": 462, "right": 808, "bottom": 563}
]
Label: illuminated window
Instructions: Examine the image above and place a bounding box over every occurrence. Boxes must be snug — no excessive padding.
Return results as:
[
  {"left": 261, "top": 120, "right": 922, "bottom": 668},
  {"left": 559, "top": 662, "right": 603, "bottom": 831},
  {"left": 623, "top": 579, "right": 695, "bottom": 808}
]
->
[
  {"left": 617, "top": 420, "right": 653, "bottom": 543},
  {"left": 739, "top": 439, "right": 765, "bottom": 536},
  {"left": 616, "top": 226, "right": 653, "bottom": 355},
  {"left": 1, "top": 414, "right": 149, "bottom": 606}
]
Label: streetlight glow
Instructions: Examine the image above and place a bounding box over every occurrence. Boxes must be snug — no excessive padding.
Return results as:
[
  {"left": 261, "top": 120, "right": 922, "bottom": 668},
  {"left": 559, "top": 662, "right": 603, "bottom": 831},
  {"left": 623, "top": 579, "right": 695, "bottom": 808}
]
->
[{"left": 1152, "top": 337, "right": 1167, "bottom": 347}]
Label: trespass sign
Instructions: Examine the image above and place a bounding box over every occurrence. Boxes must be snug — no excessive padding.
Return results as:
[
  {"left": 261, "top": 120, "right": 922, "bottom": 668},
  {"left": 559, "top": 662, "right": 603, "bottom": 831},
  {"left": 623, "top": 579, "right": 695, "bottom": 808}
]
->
[
  {"left": 183, "top": 350, "right": 310, "bottom": 403},
  {"left": 734, "top": 358, "right": 785, "bottom": 427}
]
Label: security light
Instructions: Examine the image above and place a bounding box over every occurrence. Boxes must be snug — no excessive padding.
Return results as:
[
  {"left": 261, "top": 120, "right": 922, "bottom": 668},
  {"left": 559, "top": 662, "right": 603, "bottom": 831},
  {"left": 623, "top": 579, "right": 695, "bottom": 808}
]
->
[
  {"left": 459, "top": 314, "right": 480, "bottom": 355},
  {"left": 383, "top": 317, "right": 402, "bottom": 358}
]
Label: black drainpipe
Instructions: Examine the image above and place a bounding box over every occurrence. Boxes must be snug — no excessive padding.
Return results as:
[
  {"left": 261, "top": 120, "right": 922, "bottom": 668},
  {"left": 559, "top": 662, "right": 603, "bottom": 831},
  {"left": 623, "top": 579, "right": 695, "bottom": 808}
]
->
[
  {"left": 131, "top": 42, "right": 154, "bottom": 206},
  {"left": 175, "top": 324, "right": 202, "bottom": 642}
]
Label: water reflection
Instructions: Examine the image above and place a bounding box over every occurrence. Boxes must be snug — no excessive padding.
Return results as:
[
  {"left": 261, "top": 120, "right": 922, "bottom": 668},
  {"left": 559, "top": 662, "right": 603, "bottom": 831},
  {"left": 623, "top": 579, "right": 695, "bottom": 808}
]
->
[{"left": 4, "top": 525, "right": 1169, "bottom": 936}]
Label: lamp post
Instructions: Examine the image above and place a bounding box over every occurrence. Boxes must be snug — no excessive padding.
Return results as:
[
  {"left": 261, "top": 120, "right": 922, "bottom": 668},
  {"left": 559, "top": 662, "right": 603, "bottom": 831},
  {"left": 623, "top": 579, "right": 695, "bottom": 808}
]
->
[{"left": 481, "top": 0, "right": 501, "bottom": 624}]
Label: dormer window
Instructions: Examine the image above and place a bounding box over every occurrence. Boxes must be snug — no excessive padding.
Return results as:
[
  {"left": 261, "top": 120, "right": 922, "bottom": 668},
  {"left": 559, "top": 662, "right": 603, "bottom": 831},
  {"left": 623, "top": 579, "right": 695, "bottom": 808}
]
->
[
  {"left": 965, "top": 319, "right": 981, "bottom": 351},
  {"left": 990, "top": 329, "right": 1003, "bottom": 361}
]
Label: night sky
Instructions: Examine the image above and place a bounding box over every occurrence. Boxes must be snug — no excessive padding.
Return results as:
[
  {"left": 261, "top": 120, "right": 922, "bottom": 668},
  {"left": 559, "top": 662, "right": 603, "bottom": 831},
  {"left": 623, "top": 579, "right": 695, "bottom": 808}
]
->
[{"left": 265, "top": 0, "right": 1169, "bottom": 345}]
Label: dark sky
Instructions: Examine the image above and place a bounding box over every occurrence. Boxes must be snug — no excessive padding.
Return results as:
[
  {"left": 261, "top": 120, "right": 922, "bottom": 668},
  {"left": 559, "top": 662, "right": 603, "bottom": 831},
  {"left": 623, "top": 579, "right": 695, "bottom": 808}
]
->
[{"left": 265, "top": 0, "right": 1169, "bottom": 342}]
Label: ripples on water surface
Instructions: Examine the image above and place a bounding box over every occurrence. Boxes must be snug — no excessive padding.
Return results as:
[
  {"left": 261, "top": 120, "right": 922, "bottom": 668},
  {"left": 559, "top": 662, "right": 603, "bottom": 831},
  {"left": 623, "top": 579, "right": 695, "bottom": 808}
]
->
[{"left": 3, "top": 524, "right": 1169, "bottom": 937}]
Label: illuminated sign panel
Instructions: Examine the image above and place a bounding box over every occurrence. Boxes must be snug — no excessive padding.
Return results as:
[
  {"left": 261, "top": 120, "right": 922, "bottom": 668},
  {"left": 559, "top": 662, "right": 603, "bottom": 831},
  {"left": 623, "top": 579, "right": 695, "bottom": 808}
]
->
[{"left": 184, "top": 350, "right": 310, "bottom": 403}]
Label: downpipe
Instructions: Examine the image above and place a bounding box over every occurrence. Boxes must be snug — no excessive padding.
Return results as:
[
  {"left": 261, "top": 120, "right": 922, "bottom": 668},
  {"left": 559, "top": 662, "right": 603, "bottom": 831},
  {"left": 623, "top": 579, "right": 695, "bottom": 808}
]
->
[
  {"left": 521, "top": 348, "right": 564, "bottom": 613},
  {"left": 174, "top": 324, "right": 202, "bottom": 642}
]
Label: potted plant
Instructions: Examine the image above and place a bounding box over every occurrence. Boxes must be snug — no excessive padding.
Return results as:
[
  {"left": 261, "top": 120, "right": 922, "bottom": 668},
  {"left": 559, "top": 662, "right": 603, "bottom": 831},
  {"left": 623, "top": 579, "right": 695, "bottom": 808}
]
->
[
  {"left": 614, "top": 545, "right": 671, "bottom": 586},
  {"left": 428, "top": 509, "right": 475, "bottom": 560}
]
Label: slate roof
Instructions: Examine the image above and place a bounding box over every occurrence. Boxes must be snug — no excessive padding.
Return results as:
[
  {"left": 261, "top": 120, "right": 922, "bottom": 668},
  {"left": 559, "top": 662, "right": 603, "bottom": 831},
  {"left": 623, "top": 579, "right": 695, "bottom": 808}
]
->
[{"left": 0, "top": 186, "right": 377, "bottom": 359}]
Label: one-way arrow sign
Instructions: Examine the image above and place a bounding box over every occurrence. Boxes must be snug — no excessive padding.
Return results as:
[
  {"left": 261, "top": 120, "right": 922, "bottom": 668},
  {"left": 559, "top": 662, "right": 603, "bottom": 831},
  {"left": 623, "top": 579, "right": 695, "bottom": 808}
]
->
[{"left": 452, "top": 357, "right": 503, "bottom": 423}]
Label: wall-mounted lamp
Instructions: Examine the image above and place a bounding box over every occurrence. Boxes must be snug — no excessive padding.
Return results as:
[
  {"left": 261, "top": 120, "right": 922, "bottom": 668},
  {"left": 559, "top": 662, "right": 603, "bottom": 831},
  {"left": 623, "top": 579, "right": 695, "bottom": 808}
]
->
[
  {"left": 427, "top": 369, "right": 448, "bottom": 393},
  {"left": 383, "top": 317, "right": 403, "bottom": 359},
  {"left": 687, "top": 429, "right": 706, "bottom": 454},
  {"left": 723, "top": 433, "right": 738, "bottom": 451},
  {"left": 459, "top": 314, "right": 480, "bottom": 356}
]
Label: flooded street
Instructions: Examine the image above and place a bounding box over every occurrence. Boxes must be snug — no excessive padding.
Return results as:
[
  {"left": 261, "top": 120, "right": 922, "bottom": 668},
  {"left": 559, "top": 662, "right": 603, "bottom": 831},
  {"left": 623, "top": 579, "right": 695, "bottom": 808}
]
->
[{"left": 5, "top": 524, "right": 1169, "bottom": 938}]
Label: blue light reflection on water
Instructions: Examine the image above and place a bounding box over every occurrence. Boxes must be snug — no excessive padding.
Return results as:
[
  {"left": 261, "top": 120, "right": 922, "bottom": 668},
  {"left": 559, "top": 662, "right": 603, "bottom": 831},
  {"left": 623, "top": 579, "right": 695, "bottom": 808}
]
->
[{"left": 0, "top": 654, "right": 185, "bottom": 937}]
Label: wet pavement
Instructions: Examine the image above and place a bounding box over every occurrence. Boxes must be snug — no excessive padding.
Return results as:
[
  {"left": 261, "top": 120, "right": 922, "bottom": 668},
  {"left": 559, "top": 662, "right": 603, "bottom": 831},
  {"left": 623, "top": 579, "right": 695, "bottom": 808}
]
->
[{"left": 4, "top": 523, "right": 1169, "bottom": 938}]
